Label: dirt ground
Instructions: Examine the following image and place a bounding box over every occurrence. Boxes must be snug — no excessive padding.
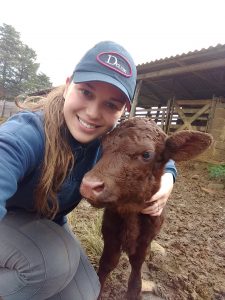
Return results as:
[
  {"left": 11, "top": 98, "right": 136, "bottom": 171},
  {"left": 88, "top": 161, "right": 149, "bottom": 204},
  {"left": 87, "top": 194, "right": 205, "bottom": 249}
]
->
[{"left": 72, "top": 161, "right": 225, "bottom": 300}]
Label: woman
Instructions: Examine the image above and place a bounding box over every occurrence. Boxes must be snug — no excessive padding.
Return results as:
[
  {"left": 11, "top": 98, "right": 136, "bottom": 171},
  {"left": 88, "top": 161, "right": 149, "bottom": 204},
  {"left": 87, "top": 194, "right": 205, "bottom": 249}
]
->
[{"left": 0, "top": 41, "right": 176, "bottom": 300}]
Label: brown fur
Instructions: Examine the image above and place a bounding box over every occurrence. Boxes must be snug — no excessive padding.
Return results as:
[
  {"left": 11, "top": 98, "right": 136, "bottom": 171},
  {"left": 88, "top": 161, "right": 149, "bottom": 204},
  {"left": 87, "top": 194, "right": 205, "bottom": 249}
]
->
[{"left": 80, "top": 117, "right": 213, "bottom": 300}]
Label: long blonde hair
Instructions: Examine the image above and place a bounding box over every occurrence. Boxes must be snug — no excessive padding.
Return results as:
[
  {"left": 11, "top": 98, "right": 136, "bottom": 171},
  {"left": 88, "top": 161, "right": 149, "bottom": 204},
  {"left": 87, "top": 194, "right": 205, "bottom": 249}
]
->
[{"left": 17, "top": 86, "right": 75, "bottom": 219}]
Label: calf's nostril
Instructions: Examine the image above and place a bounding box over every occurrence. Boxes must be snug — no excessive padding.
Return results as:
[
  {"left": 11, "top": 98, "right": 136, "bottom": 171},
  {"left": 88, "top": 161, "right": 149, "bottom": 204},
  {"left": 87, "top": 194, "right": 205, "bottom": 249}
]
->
[{"left": 93, "top": 182, "right": 105, "bottom": 193}]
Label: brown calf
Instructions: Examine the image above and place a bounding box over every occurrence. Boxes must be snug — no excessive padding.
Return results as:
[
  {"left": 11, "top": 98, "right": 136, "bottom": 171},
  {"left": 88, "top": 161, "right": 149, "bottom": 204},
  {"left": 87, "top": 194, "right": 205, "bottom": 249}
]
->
[{"left": 80, "top": 117, "right": 213, "bottom": 300}]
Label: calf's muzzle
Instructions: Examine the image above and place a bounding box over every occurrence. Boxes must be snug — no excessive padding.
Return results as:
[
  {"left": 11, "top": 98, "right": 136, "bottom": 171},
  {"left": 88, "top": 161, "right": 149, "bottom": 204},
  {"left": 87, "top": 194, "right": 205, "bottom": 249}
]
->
[{"left": 80, "top": 177, "right": 105, "bottom": 200}]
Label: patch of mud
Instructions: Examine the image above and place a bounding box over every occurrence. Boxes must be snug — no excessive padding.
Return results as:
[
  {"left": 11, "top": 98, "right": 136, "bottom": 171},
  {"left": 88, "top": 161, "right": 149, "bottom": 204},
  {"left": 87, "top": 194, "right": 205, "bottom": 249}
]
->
[{"left": 72, "top": 161, "right": 225, "bottom": 300}]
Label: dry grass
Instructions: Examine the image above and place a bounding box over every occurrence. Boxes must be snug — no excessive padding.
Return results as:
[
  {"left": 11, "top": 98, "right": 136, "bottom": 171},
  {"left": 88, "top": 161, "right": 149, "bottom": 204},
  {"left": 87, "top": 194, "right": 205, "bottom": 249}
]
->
[
  {"left": 67, "top": 201, "right": 152, "bottom": 299},
  {"left": 68, "top": 202, "right": 104, "bottom": 267},
  {"left": 0, "top": 117, "right": 6, "bottom": 124}
]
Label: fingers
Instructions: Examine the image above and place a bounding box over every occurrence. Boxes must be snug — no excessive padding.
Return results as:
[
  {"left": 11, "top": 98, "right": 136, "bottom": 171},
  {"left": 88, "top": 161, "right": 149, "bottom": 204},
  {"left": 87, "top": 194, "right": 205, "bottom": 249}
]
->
[
  {"left": 145, "top": 189, "right": 162, "bottom": 204},
  {"left": 150, "top": 207, "right": 164, "bottom": 216},
  {"left": 149, "top": 190, "right": 164, "bottom": 202},
  {"left": 142, "top": 200, "right": 165, "bottom": 216}
]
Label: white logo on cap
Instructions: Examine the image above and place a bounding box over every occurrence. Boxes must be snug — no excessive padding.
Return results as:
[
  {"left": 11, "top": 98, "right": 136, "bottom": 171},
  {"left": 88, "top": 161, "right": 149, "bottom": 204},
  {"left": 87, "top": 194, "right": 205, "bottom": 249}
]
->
[
  {"left": 106, "top": 55, "right": 127, "bottom": 74},
  {"left": 97, "top": 52, "right": 132, "bottom": 77}
]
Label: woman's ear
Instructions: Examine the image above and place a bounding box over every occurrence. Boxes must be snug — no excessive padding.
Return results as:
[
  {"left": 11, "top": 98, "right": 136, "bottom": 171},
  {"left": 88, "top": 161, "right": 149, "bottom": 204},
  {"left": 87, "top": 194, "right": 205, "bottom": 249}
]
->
[
  {"left": 122, "top": 106, "right": 126, "bottom": 115},
  {"left": 63, "top": 77, "right": 72, "bottom": 98}
]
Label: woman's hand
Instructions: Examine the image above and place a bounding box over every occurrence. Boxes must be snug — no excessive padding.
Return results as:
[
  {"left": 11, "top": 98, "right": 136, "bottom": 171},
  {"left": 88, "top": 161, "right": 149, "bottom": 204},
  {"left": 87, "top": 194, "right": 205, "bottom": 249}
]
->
[{"left": 141, "top": 172, "right": 174, "bottom": 216}]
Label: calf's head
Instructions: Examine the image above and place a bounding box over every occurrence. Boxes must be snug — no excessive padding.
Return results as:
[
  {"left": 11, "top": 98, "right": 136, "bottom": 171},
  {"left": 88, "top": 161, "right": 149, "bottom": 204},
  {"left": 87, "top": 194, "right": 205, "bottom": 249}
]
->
[{"left": 80, "top": 118, "right": 213, "bottom": 213}]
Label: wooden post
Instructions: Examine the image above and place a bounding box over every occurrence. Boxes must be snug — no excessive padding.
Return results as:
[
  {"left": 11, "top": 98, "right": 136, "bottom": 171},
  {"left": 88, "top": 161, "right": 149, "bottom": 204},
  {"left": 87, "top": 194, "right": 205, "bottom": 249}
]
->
[
  {"left": 161, "top": 108, "right": 166, "bottom": 130},
  {"left": 129, "top": 80, "right": 142, "bottom": 118},
  {"left": 206, "top": 95, "right": 218, "bottom": 133},
  {"left": 165, "top": 97, "right": 175, "bottom": 134},
  {"left": 1, "top": 100, "right": 6, "bottom": 118}
]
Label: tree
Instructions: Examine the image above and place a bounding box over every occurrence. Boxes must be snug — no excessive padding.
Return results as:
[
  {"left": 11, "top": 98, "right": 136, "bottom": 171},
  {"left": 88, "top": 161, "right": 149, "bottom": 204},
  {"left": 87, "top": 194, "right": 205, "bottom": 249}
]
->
[{"left": 0, "top": 24, "right": 52, "bottom": 100}]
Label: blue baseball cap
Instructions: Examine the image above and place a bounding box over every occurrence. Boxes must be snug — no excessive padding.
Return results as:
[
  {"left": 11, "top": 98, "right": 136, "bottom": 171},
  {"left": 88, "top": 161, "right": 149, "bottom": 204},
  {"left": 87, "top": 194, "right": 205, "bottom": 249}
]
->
[{"left": 72, "top": 41, "right": 137, "bottom": 111}]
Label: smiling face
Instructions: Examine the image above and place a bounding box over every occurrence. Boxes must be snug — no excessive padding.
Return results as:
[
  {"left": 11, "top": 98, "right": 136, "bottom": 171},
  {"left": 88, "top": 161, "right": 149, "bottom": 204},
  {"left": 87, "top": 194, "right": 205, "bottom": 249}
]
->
[{"left": 63, "top": 80, "right": 126, "bottom": 143}]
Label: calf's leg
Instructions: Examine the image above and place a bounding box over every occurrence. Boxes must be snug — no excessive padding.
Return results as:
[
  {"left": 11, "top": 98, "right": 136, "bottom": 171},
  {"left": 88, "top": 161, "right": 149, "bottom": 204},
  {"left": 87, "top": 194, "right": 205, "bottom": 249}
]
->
[
  {"left": 127, "top": 241, "right": 149, "bottom": 300},
  {"left": 126, "top": 216, "right": 163, "bottom": 300},
  {"left": 97, "top": 238, "right": 121, "bottom": 299},
  {"left": 97, "top": 210, "right": 123, "bottom": 299}
]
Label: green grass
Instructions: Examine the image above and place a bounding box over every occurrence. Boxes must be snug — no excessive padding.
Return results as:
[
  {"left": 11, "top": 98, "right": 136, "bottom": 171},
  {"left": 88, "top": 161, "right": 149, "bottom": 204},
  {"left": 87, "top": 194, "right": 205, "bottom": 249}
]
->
[{"left": 208, "top": 164, "right": 225, "bottom": 182}]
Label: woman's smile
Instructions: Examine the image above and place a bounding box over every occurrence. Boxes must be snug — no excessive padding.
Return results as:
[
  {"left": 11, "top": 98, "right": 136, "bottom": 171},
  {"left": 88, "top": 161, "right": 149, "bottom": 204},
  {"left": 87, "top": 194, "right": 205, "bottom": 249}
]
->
[{"left": 77, "top": 116, "right": 100, "bottom": 129}]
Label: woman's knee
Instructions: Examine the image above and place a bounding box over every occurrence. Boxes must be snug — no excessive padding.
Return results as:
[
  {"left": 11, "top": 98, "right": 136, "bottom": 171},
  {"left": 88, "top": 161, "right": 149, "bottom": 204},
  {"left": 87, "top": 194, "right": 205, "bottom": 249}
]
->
[{"left": 0, "top": 211, "right": 80, "bottom": 299}]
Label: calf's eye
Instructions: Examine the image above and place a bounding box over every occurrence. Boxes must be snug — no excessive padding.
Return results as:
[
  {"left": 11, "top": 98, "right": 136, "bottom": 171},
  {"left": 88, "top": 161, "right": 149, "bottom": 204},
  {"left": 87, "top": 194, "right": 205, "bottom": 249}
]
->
[{"left": 142, "top": 151, "right": 153, "bottom": 161}]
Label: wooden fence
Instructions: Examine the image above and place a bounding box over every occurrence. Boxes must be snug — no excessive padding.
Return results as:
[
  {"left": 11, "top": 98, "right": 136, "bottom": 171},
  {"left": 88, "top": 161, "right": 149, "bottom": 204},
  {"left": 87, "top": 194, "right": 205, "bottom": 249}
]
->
[
  {"left": 121, "top": 98, "right": 217, "bottom": 135},
  {"left": 0, "top": 100, "right": 18, "bottom": 119}
]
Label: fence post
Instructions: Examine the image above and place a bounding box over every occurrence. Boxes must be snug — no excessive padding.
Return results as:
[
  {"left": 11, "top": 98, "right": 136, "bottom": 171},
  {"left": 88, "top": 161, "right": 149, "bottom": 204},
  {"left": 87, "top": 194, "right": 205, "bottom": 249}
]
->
[
  {"left": 129, "top": 80, "right": 142, "bottom": 118},
  {"left": 1, "top": 100, "right": 6, "bottom": 118}
]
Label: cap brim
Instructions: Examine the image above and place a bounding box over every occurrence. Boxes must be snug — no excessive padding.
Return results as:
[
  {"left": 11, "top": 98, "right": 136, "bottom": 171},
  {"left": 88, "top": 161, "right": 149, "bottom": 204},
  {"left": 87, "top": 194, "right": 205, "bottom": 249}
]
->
[{"left": 73, "top": 72, "right": 131, "bottom": 111}]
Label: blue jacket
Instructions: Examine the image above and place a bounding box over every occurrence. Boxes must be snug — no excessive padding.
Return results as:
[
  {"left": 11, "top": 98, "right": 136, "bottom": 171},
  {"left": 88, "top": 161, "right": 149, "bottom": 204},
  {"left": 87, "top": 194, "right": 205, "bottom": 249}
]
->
[{"left": 0, "top": 111, "right": 177, "bottom": 225}]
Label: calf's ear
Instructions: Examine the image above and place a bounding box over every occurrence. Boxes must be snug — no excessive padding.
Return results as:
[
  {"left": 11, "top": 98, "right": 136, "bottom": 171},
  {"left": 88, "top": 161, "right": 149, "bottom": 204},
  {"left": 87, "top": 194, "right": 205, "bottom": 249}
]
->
[{"left": 162, "top": 131, "right": 213, "bottom": 162}]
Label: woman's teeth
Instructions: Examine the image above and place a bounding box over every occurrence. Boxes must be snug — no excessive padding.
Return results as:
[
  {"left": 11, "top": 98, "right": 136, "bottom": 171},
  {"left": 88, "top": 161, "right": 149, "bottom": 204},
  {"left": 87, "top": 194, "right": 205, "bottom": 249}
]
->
[{"left": 78, "top": 117, "right": 97, "bottom": 129}]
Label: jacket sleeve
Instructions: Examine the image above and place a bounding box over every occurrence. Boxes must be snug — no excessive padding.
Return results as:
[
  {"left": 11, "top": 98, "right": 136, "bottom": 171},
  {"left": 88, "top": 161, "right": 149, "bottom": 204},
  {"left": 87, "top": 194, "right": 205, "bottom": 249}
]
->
[
  {"left": 0, "top": 111, "right": 44, "bottom": 220},
  {"left": 164, "top": 159, "right": 177, "bottom": 182}
]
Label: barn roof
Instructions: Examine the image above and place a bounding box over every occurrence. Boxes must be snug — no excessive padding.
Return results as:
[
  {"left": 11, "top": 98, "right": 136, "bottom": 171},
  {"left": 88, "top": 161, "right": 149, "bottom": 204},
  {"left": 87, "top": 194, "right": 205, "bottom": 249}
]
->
[{"left": 136, "top": 44, "right": 225, "bottom": 108}]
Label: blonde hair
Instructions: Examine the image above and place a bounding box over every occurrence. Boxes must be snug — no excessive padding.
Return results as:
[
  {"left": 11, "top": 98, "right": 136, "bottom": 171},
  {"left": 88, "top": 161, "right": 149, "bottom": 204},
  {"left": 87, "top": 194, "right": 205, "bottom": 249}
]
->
[{"left": 17, "top": 86, "right": 75, "bottom": 219}]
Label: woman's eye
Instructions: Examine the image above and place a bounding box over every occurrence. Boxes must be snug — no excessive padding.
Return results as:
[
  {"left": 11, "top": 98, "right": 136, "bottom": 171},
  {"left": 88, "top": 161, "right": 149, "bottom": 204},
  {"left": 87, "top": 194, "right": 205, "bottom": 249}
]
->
[
  {"left": 142, "top": 151, "right": 153, "bottom": 161},
  {"left": 80, "top": 89, "right": 91, "bottom": 97},
  {"left": 106, "top": 102, "right": 118, "bottom": 111}
]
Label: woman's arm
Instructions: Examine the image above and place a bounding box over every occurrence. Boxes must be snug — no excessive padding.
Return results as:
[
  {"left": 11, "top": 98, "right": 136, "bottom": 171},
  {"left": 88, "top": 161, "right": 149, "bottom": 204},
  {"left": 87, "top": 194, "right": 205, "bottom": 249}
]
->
[{"left": 0, "top": 111, "right": 44, "bottom": 220}]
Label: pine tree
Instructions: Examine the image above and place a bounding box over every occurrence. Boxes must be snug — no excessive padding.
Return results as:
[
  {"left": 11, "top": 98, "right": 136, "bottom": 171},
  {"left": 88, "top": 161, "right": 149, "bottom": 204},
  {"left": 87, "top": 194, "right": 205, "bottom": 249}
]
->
[{"left": 0, "top": 23, "right": 52, "bottom": 100}]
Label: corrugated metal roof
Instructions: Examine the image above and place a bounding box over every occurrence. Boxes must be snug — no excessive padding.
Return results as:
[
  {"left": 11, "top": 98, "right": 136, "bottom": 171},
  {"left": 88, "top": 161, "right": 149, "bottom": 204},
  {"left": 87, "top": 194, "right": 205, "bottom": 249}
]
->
[
  {"left": 136, "top": 44, "right": 225, "bottom": 108},
  {"left": 137, "top": 44, "right": 225, "bottom": 68}
]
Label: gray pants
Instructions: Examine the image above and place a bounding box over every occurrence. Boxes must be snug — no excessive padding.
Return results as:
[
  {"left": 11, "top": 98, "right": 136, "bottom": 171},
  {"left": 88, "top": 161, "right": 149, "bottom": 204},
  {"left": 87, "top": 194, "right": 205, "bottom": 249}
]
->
[{"left": 0, "top": 210, "right": 100, "bottom": 300}]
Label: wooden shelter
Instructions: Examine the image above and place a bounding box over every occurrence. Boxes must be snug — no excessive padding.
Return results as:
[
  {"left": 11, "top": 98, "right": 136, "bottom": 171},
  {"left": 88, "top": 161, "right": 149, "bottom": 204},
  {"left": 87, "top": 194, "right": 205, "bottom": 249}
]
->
[{"left": 129, "top": 44, "right": 225, "bottom": 163}]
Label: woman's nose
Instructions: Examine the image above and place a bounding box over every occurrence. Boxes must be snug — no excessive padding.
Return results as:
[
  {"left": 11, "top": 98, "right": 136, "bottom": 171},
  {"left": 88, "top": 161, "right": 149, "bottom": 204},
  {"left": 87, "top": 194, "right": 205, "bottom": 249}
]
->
[{"left": 86, "top": 103, "right": 101, "bottom": 120}]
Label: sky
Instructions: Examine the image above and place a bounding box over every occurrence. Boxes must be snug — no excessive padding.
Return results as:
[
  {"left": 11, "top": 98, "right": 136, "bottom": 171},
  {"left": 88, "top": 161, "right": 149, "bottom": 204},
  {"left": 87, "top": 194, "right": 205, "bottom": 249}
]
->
[{"left": 1, "top": 0, "right": 225, "bottom": 86}]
